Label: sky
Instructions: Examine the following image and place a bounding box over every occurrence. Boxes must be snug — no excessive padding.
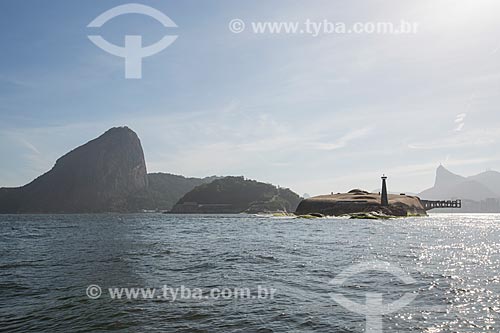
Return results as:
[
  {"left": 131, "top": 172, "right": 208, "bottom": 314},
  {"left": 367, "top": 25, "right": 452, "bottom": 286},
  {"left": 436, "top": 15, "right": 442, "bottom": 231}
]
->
[{"left": 1, "top": 0, "right": 500, "bottom": 196}]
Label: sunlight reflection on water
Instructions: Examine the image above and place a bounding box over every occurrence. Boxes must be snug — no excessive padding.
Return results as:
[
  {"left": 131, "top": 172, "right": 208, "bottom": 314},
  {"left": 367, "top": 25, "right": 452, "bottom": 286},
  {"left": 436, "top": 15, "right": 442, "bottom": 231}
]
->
[{"left": 0, "top": 213, "right": 499, "bottom": 332}]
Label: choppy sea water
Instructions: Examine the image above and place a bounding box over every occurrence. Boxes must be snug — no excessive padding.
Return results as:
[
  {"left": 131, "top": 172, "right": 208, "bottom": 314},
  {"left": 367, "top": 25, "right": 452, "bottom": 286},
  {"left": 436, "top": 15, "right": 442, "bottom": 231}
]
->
[{"left": 1, "top": 213, "right": 499, "bottom": 332}]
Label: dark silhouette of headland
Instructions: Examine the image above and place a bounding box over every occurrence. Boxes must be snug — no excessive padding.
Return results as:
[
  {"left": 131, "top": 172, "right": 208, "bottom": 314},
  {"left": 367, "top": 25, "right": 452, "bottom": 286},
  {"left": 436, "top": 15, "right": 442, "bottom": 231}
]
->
[{"left": 0, "top": 127, "right": 300, "bottom": 214}]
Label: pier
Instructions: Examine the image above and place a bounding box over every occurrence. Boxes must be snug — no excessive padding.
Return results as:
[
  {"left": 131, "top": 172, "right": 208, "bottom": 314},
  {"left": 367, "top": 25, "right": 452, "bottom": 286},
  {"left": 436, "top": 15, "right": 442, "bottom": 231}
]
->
[{"left": 421, "top": 199, "right": 462, "bottom": 211}]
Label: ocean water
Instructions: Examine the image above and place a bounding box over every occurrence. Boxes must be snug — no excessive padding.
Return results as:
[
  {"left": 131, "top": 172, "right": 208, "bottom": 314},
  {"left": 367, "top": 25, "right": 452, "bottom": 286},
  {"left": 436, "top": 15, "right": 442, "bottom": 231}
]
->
[{"left": 1, "top": 214, "right": 499, "bottom": 332}]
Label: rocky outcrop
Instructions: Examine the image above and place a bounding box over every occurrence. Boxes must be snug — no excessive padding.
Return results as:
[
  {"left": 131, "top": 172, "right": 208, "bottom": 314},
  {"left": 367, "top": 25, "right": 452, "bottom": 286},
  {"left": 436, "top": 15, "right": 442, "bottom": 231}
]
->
[
  {"left": 0, "top": 127, "right": 148, "bottom": 213},
  {"left": 295, "top": 190, "right": 427, "bottom": 217},
  {"left": 170, "top": 176, "right": 301, "bottom": 214}
]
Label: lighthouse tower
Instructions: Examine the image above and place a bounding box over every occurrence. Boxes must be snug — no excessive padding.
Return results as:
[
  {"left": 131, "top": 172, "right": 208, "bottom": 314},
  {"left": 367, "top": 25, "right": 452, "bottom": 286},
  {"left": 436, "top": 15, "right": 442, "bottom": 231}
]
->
[{"left": 381, "top": 175, "right": 389, "bottom": 206}]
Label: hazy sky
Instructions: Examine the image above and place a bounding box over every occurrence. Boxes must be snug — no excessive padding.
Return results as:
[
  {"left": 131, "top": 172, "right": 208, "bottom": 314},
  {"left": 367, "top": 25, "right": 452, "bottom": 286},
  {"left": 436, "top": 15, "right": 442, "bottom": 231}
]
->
[{"left": 1, "top": 0, "right": 500, "bottom": 196}]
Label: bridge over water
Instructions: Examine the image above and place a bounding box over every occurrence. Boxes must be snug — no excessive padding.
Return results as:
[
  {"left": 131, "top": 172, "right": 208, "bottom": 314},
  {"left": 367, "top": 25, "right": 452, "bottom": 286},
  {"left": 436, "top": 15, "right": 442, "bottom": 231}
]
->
[{"left": 421, "top": 199, "right": 462, "bottom": 211}]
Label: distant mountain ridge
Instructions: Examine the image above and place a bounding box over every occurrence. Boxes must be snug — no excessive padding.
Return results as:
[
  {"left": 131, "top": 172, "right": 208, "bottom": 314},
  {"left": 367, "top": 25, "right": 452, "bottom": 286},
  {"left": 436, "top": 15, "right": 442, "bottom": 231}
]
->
[{"left": 419, "top": 165, "right": 500, "bottom": 201}]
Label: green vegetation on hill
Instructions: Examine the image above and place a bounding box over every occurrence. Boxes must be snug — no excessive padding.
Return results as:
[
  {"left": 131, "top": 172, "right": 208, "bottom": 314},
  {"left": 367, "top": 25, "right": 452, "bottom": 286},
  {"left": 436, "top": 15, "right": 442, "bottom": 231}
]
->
[{"left": 171, "top": 176, "right": 301, "bottom": 213}]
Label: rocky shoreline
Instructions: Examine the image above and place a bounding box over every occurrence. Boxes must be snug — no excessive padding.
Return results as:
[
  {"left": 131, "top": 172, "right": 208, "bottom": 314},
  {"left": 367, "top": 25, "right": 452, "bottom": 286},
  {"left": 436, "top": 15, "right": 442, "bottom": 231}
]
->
[{"left": 294, "top": 189, "right": 427, "bottom": 218}]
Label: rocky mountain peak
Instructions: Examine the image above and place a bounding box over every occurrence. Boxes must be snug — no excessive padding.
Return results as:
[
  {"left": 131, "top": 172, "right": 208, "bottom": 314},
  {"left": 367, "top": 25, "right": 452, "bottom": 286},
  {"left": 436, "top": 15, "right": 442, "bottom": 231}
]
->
[
  {"left": 1, "top": 126, "right": 148, "bottom": 213},
  {"left": 434, "top": 165, "right": 465, "bottom": 188}
]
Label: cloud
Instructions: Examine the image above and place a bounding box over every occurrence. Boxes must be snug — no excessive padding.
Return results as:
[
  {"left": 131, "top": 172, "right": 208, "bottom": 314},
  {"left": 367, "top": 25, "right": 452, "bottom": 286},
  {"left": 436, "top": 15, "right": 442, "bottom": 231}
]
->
[
  {"left": 455, "top": 113, "right": 466, "bottom": 123},
  {"left": 310, "top": 127, "right": 374, "bottom": 150},
  {"left": 454, "top": 112, "right": 467, "bottom": 132},
  {"left": 454, "top": 122, "right": 465, "bottom": 132},
  {"left": 17, "top": 137, "right": 41, "bottom": 155}
]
